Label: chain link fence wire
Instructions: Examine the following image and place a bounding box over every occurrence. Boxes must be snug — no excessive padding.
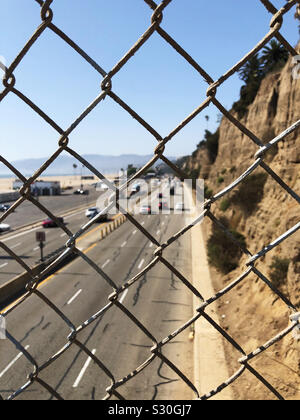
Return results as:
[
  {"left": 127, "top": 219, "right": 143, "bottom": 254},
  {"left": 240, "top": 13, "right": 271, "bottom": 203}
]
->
[{"left": 0, "top": 0, "right": 300, "bottom": 400}]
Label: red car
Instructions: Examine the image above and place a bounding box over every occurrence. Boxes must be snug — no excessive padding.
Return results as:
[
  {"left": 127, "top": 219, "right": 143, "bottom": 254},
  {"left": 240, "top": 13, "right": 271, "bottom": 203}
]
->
[
  {"left": 42, "top": 217, "right": 65, "bottom": 228},
  {"left": 159, "top": 202, "right": 168, "bottom": 211}
]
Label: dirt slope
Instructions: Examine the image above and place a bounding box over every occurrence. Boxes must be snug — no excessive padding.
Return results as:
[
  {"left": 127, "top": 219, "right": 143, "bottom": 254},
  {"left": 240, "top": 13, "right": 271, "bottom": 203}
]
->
[{"left": 185, "top": 54, "right": 300, "bottom": 400}]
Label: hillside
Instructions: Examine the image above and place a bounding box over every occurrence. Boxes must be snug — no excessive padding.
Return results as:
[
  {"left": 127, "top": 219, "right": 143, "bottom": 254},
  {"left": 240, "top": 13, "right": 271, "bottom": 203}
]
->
[{"left": 184, "top": 53, "right": 300, "bottom": 399}]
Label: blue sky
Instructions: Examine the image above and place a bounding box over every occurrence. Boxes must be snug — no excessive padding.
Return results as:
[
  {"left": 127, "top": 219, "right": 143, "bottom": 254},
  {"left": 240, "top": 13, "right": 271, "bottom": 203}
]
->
[{"left": 0, "top": 0, "right": 299, "bottom": 164}]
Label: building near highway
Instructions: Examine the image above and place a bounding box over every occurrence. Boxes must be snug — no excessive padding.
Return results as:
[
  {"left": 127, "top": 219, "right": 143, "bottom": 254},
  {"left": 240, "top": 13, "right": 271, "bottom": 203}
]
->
[
  {"left": 0, "top": 190, "right": 20, "bottom": 203},
  {"left": 13, "top": 179, "right": 61, "bottom": 196}
]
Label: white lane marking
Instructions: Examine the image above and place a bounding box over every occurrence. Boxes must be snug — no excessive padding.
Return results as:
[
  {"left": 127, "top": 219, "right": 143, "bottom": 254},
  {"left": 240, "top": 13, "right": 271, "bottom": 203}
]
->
[
  {"left": 0, "top": 263, "right": 8, "bottom": 269},
  {"left": 141, "top": 221, "right": 145, "bottom": 226},
  {"left": 10, "top": 242, "right": 22, "bottom": 250},
  {"left": 33, "top": 246, "right": 40, "bottom": 251},
  {"left": 2, "top": 226, "right": 41, "bottom": 243},
  {"left": 72, "top": 349, "right": 97, "bottom": 388},
  {"left": 161, "top": 222, "right": 165, "bottom": 227},
  {"left": 149, "top": 242, "right": 153, "bottom": 248},
  {"left": 132, "top": 230, "right": 137, "bottom": 235},
  {"left": 67, "top": 289, "right": 82, "bottom": 305},
  {"left": 119, "top": 289, "right": 128, "bottom": 305},
  {"left": 0, "top": 345, "right": 30, "bottom": 379},
  {"left": 1, "top": 207, "right": 91, "bottom": 243},
  {"left": 101, "top": 259, "right": 110, "bottom": 269},
  {"left": 156, "top": 230, "right": 161, "bottom": 236},
  {"left": 60, "top": 233, "right": 67, "bottom": 238},
  {"left": 138, "top": 259, "right": 145, "bottom": 270},
  {"left": 121, "top": 241, "right": 127, "bottom": 248}
]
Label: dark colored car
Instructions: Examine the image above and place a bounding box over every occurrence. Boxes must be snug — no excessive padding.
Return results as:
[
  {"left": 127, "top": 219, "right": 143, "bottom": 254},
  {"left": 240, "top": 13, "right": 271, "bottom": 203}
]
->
[
  {"left": 158, "top": 193, "right": 163, "bottom": 199},
  {"left": 73, "top": 189, "right": 89, "bottom": 195},
  {"left": 42, "top": 217, "right": 65, "bottom": 228},
  {"left": 89, "top": 210, "right": 108, "bottom": 223},
  {"left": 0, "top": 204, "right": 11, "bottom": 212}
]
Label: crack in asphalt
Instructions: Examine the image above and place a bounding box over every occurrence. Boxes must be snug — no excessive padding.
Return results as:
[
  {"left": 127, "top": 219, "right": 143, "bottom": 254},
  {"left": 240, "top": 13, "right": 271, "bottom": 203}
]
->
[
  {"left": 133, "top": 273, "right": 148, "bottom": 307},
  {"left": 19, "top": 316, "right": 45, "bottom": 345},
  {"left": 151, "top": 359, "right": 178, "bottom": 400}
]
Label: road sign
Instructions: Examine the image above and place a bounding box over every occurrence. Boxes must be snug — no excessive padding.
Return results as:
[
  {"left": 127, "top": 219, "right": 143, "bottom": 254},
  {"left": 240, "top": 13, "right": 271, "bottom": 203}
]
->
[
  {"left": 36, "top": 231, "right": 46, "bottom": 243},
  {"left": 36, "top": 231, "right": 46, "bottom": 262}
]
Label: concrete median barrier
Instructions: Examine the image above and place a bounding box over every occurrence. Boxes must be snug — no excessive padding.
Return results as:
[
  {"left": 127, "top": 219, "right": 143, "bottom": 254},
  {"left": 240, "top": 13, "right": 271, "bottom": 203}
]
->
[
  {"left": 0, "top": 263, "right": 45, "bottom": 308},
  {"left": 0, "top": 214, "right": 128, "bottom": 310}
]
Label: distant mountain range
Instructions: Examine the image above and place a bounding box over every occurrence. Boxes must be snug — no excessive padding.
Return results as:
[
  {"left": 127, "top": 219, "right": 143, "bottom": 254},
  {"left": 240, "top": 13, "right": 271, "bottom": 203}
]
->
[{"left": 0, "top": 154, "right": 177, "bottom": 176}]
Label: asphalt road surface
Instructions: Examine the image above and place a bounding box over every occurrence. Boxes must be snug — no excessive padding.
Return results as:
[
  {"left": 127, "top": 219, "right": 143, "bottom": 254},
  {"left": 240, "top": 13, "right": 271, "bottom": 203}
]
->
[
  {"left": 0, "top": 185, "right": 99, "bottom": 230},
  {"left": 0, "top": 192, "right": 194, "bottom": 400},
  {"left": 0, "top": 201, "right": 103, "bottom": 286}
]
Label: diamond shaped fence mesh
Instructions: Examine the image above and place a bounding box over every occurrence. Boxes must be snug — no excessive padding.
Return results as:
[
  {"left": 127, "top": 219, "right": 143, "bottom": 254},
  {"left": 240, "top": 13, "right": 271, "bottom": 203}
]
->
[{"left": 0, "top": 0, "right": 299, "bottom": 401}]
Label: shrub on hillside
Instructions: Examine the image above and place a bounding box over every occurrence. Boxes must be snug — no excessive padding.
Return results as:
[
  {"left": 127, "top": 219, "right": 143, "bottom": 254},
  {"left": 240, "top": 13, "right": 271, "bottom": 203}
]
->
[
  {"left": 232, "top": 172, "right": 268, "bottom": 214},
  {"left": 207, "top": 217, "right": 247, "bottom": 274},
  {"left": 269, "top": 257, "right": 290, "bottom": 289}
]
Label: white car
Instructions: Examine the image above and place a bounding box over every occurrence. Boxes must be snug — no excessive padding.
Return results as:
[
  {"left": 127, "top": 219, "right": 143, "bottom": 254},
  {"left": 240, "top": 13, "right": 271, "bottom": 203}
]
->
[
  {"left": 96, "top": 182, "right": 109, "bottom": 191},
  {"left": 85, "top": 207, "right": 99, "bottom": 217},
  {"left": 0, "top": 223, "right": 11, "bottom": 233},
  {"left": 140, "top": 205, "right": 151, "bottom": 215},
  {"left": 175, "top": 202, "right": 185, "bottom": 212}
]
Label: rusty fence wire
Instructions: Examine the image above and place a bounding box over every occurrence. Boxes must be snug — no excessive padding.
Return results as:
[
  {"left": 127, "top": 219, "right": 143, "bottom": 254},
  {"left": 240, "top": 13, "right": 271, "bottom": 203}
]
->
[{"left": 0, "top": 0, "right": 300, "bottom": 400}]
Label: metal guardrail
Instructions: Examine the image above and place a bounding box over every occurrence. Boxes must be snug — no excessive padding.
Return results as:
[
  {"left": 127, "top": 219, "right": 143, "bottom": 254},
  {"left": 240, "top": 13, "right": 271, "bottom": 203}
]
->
[{"left": 0, "top": 0, "right": 299, "bottom": 401}]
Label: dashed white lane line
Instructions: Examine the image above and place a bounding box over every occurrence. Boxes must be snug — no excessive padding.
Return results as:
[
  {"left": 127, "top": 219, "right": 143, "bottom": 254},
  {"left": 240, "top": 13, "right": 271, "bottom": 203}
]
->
[
  {"left": 121, "top": 241, "right": 127, "bottom": 248},
  {"left": 2, "top": 227, "right": 41, "bottom": 243},
  {"left": 132, "top": 230, "right": 137, "bottom": 235},
  {"left": 149, "top": 242, "right": 154, "bottom": 248},
  {"left": 10, "top": 242, "right": 22, "bottom": 250},
  {"left": 33, "top": 246, "right": 40, "bottom": 251},
  {"left": 67, "top": 289, "right": 82, "bottom": 306},
  {"left": 72, "top": 349, "right": 97, "bottom": 388},
  {"left": 0, "top": 263, "right": 8, "bottom": 269},
  {"left": 101, "top": 259, "right": 110, "bottom": 269},
  {"left": 0, "top": 345, "right": 30, "bottom": 379},
  {"left": 119, "top": 289, "right": 128, "bottom": 305},
  {"left": 138, "top": 259, "right": 145, "bottom": 270}
]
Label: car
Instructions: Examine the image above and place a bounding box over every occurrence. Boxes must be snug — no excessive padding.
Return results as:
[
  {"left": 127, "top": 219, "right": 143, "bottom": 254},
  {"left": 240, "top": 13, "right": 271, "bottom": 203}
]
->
[
  {"left": 73, "top": 189, "right": 89, "bottom": 195},
  {"left": 42, "top": 217, "right": 65, "bottom": 228},
  {"left": 0, "top": 204, "right": 11, "bottom": 212},
  {"left": 140, "top": 205, "right": 152, "bottom": 215},
  {"left": 85, "top": 207, "right": 99, "bottom": 218},
  {"left": 159, "top": 202, "right": 168, "bottom": 211},
  {"left": 96, "top": 182, "right": 109, "bottom": 191},
  {"left": 175, "top": 202, "right": 185, "bottom": 212},
  {"left": 158, "top": 193, "right": 163, "bottom": 199},
  {"left": 0, "top": 223, "right": 11, "bottom": 233},
  {"left": 88, "top": 209, "right": 108, "bottom": 222}
]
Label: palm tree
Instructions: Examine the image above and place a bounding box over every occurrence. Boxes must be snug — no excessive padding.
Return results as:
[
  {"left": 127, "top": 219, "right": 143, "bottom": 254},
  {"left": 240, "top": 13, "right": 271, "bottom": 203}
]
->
[
  {"left": 205, "top": 115, "right": 209, "bottom": 129},
  {"left": 295, "top": 5, "right": 300, "bottom": 36},
  {"left": 238, "top": 54, "right": 264, "bottom": 84},
  {"left": 260, "top": 40, "right": 289, "bottom": 74}
]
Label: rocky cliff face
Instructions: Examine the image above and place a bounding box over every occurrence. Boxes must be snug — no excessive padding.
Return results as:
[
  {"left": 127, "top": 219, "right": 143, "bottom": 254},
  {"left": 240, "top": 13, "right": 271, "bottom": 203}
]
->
[{"left": 185, "top": 54, "right": 300, "bottom": 400}]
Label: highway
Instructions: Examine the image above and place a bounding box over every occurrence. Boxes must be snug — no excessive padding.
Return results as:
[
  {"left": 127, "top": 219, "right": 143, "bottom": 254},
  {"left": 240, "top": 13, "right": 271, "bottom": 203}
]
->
[
  {"left": 0, "top": 185, "right": 99, "bottom": 230},
  {"left": 0, "top": 182, "right": 194, "bottom": 400},
  {"left": 0, "top": 187, "right": 100, "bottom": 286}
]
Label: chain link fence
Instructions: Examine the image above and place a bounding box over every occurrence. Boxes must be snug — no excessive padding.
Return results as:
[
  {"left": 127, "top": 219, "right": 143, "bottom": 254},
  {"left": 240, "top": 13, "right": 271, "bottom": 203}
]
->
[{"left": 0, "top": 0, "right": 299, "bottom": 401}]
